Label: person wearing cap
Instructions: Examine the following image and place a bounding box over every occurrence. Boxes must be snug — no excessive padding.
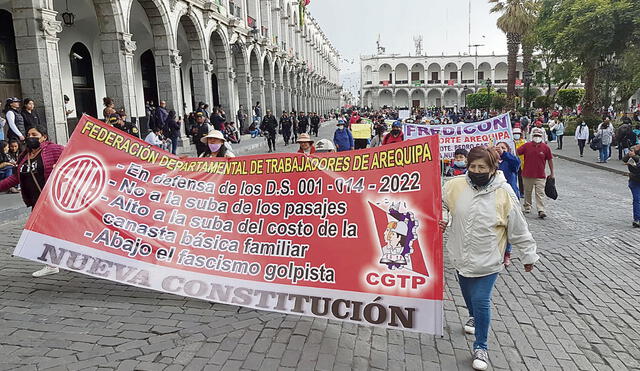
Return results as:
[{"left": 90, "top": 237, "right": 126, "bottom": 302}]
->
[
  {"left": 192, "top": 112, "right": 210, "bottom": 156},
  {"left": 297, "top": 111, "right": 309, "bottom": 134},
  {"left": 3, "top": 97, "right": 25, "bottom": 141},
  {"left": 333, "top": 120, "right": 354, "bottom": 152},
  {"left": 380, "top": 221, "right": 409, "bottom": 265},
  {"left": 315, "top": 139, "right": 336, "bottom": 153},
  {"left": 382, "top": 121, "right": 404, "bottom": 145},
  {"left": 279, "top": 111, "right": 293, "bottom": 146},
  {"left": 297, "top": 133, "right": 315, "bottom": 154},
  {"left": 517, "top": 129, "right": 554, "bottom": 219},
  {"left": 440, "top": 146, "right": 538, "bottom": 371},
  {"left": 200, "top": 130, "right": 235, "bottom": 158},
  {"left": 310, "top": 112, "right": 320, "bottom": 137}
]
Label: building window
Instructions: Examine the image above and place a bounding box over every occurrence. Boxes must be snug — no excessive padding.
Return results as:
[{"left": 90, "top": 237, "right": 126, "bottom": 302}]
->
[
  {"left": 478, "top": 71, "right": 484, "bottom": 81},
  {"left": 449, "top": 71, "right": 457, "bottom": 81},
  {"left": 0, "top": 10, "right": 19, "bottom": 82},
  {"left": 431, "top": 72, "right": 438, "bottom": 81}
]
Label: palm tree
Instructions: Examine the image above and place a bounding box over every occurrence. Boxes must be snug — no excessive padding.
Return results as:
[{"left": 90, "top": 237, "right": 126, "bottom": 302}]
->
[{"left": 489, "top": 0, "right": 539, "bottom": 106}]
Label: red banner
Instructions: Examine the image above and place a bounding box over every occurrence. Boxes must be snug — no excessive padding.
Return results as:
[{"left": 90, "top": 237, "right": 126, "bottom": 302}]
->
[
  {"left": 447, "top": 80, "right": 455, "bottom": 86},
  {"left": 14, "top": 115, "right": 444, "bottom": 334}
]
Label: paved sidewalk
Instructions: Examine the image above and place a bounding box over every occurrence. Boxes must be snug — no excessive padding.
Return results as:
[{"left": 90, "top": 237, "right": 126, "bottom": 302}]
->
[
  {"left": 2, "top": 156, "right": 640, "bottom": 370},
  {"left": 552, "top": 138, "right": 630, "bottom": 176}
]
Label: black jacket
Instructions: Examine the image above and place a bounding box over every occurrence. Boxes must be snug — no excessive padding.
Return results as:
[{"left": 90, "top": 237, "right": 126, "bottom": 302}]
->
[
  {"left": 623, "top": 154, "right": 640, "bottom": 184},
  {"left": 21, "top": 110, "right": 40, "bottom": 131},
  {"left": 261, "top": 115, "right": 278, "bottom": 133}
]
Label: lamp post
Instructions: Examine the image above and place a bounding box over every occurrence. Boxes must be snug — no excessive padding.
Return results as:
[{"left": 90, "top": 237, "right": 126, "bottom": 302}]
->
[
  {"left": 61, "top": 0, "right": 75, "bottom": 26},
  {"left": 463, "top": 84, "right": 468, "bottom": 107},
  {"left": 598, "top": 53, "right": 619, "bottom": 109},
  {"left": 485, "top": 78, "right": 492, "bottom": 111}
]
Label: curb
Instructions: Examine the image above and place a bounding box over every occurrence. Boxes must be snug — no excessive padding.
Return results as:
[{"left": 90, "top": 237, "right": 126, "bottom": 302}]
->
[{"left": 554, "top": 153, "right": 629, "bottom": 176}]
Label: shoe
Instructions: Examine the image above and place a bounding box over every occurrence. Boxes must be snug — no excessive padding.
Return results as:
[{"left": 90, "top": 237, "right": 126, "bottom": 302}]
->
[
  {"left": 538, "top": 211, "right": 547, "bottom": 219},
  {"left": 503, "top": 252, "right": 512, "bottom": 267},
  {"left": 8, "top": 187, "right": 19, "bottom": 194},
  {"left": 523, "top": 208, "right": 531, "bottom": 214},
  {"left": 580, "top": 155, "right": 584, "bottom": 157},
  {"left": 32, "top": 266, "right": 59, "bottom": 277},
  {"left": 633, "top": 221, "right": 640, "bottom": 228},
  {"left": 472, "top": 349, "right": 489, "bottom": 371},
  {"left": 464, "top": 317, "right": 475, "bottom": 335}
]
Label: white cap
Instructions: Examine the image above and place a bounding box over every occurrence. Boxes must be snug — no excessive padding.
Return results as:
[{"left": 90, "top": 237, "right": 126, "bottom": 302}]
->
[{"left": 391, "top": 221, "right": 408, "bottom": 236}]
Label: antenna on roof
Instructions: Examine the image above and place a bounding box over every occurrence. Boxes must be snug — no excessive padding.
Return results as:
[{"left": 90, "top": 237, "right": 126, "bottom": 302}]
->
[
  {"left": 376, "top": 34, "right": 386, "bottom": 55},
  {"left": 413, "top": 35, "right": 423, "bottom": 56}
]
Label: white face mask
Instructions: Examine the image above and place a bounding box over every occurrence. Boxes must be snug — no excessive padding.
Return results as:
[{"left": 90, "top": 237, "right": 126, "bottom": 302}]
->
[
  {"left": 533, "top": 137, "right": 543, "bottom": 143},
  {"left": 514, "top": 134, "right": 521, "bottom": 140}
]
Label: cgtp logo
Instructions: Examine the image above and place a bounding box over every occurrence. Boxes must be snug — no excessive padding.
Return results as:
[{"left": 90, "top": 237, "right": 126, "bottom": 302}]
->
[{"left": 52, "top": 155, "right": 106, "bottom": 213}]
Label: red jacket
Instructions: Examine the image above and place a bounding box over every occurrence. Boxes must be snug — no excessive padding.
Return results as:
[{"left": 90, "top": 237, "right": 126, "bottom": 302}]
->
[
  {"left": 382, "top": 132, "right": 404, "bottom": 145},
  {"left": 0, "top": 141, "right": 65, "bottom": 206}
]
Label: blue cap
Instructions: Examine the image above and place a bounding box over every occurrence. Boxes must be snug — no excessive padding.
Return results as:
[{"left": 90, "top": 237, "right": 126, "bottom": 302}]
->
[
  {"left": 392, "top": 121, "right": 402, "bottom": 128},
  {"left": 337, "top": 120, "right": 346, "bottom": 125}
]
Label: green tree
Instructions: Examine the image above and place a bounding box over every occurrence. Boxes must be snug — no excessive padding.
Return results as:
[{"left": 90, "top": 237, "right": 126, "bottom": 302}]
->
[
  {"left": 467, "top": 92, "right": 498, "bottom": 109},
  {"left": 491, "top": 95, "right": 508, "bottom": 110},
  {"left": 611, "top": 46, "right": 640, "bottom": 110},
  {"left": 534, "top": 95, "right": 553, "bottom": 109},
  {"left": 489, "top": 0, "right": 540, "bottom": 105},
  {"left": 535, "top": 0, "right": 640, "bottom": 117},
  {"left": 556, "top": 89, "right": 585, "bottom": 108}
]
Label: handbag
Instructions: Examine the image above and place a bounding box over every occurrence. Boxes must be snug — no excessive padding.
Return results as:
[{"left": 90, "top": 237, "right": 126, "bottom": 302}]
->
[{"left": 545, "top": 176, "right": 558, "bottom": 200}]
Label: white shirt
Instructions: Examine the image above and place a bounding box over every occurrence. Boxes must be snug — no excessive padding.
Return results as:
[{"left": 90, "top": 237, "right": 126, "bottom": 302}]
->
[
  {"left": 144, "top": 132, "right": 163, "bottom": 146},
  {"left": 574, "top": 124, "right": 589, "bottom": 140}
]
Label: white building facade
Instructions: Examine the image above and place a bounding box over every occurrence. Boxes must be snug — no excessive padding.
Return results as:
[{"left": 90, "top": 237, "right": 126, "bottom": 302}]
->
[
  {"left": 361, "top": 53, "right": 569, "bottom": 110},
  {"left": 0, "top": 0, "right": 341, "bottom": 143}
]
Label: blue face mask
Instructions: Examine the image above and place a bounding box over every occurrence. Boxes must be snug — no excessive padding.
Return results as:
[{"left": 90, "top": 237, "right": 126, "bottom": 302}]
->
[{"left": 454, "top": 161, "right": 466, "bottom": 168}]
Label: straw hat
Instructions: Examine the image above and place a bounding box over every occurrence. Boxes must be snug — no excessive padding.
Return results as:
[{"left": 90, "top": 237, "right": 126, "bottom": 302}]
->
[
  {"left": 200, "top": 130, "right": 226, "bottom": 144},
  {"left": 297, "top": 133, "right": 314, "bottom": 143}
]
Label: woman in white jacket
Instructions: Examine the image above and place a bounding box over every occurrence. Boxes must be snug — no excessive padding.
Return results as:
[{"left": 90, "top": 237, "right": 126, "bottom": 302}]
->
[
  {"left": 574, "top": 119, "right": 590, "bottom": 157},
  {"left": 440, "top": 146, "right": 539, "bottom": 371}
]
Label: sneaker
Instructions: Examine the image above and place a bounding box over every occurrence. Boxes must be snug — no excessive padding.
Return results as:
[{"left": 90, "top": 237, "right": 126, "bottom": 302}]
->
[
  {"left": 32, "top": 266, "right": 59, "bottom": 277},
  {"left": 472, "top": 349, "right": 489, "bottom": 370},
  {"left": 464, "top": 317, "right": 475, "bottom": 335},
  {"left": 503, "top": 252, "right": 512, "bottom": 267},
  {"left": 538, "top": 211, "right": 547, "bottom": 219},
  {"left": 633, "top": 221, "right": 640, "bottom": 228}
]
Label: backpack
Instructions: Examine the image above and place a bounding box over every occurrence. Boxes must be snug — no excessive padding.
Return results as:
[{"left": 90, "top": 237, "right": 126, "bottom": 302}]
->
[{"left": 590, "top": 135, "right": 602, "bottom": 151}]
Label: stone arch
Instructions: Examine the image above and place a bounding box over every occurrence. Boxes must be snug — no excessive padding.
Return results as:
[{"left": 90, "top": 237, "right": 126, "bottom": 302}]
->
[
  {"left": 411, "top": 63, "right": 425, "bottom": 83},
  {"left": 427, "top": 89, "right": 442, "bottom": 107},
  {"left": 444, "top": 62, "right": 458, "bottom": 84},
  {"left": 410, "top": 89, "right": 426, "bottom": 108},
  {"left": 273, "top": 58, "right": 284, "bottom": 115},
  {"left": 379, "top": 89, "right": 392, "bottom": 107},
  {"left": 461, "top": 62, "right": 474, "bottom": 84},
  {"left": 209, "top": 29, "right": 233, "bottom": 113},
  {"left": 263, "top": 52, "right": 275, "bottom": 113},
  {"left": 127, "top": 0, "right": 173, "bottom": 50},
  {"left": 248, "top": 46, "right": 263, "bottom": 109},
  {"left": 443, "top": 88, "right": 459, "bottom": 107},
  {"left": 91, "top": 0, "right": 127, "bottom": 34},
  {"left": 378, "top": 63, "right": 392, "bottom": 84},
  {"left": 495, "top": 62, "right": 508, "bottom": 83},
  {"left": 395, "top": 89, "right": 410, "bottom": 108},
  {"left": 395, "top": 63, "right": 408, "bottom": 84},
  {"left": 176, "top": 12, "right": 207, "bottom": 112},
  {"left": 427, "top": 63, "right": 441, "bottom": 83},
  {"left": 461, "top": 87, "right": 474, "bottom": 107},
  {"left": 478, "top": 62, "right": 491, "bottom": 83}
]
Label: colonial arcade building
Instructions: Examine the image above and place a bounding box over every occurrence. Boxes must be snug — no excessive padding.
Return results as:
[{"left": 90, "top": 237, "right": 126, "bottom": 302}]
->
[{"left": 0, "top": 0, "right": 341, "bottom": 143}]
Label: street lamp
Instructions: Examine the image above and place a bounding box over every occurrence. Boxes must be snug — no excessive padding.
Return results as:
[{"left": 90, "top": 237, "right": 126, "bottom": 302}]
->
[
  {"left": 485, "top": 78, "right": 492, "bottom": 110},
  {"left": 61, "top": 0, "right": 75, "bottom": 26}
]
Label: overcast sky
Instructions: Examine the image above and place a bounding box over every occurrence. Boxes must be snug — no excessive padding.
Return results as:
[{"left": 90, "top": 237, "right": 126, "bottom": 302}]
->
[{"left": 309, "top": 0, "right": 508, "bottom": 94}]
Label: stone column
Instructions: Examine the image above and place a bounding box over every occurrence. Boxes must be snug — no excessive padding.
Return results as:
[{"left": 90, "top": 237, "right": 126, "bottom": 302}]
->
[
  {"left": 235, "top": 70, "right": 252, "bottom": 132},
  {"left": 215, "top": 63, "right": 235, "bottom": 116},
  {"left": 13, "top": 5, "right": 67, "bottom": 142},
  {"left": 101, "top": 32, "right": 139, "bottom": 120},
  {"left": 191, "top": 58, "right": 212, "bottom": 111},
  {"left": 155, "top": 49, "right": 182, "bottom": 115},
  {"left": 275, "top": 82, "right": 284, "bottom": 116},
  {"left": 264, "top": 79, "right": 275, "bottom": 114}
]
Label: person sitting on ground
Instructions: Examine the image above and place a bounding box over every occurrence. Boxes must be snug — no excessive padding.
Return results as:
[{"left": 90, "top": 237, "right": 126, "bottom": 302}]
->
[
  {"left": 200, "top": 130, "right": 235, "bottom": 158},
  {"left": 445, "top": 148, "right": 469, "bottom": 177},
  {"left": 144, "top": 126, "right": 165, "bottom": 149},
  {"left": 0, "top": 125, "right": 65, "bottom": 277},
  {"left": 224, "top": 122, "right": 240, "bottom": 144},
  {"left": 297, "top": 133, "right": 316, "bottom": 154}
]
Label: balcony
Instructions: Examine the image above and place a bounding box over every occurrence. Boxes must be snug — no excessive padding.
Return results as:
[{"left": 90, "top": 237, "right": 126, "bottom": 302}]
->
[
  {"left": 461, "top": 79, "right": 475, "bottom": 84},
  {"left": 427, "top": 80, "right": 442, "bottom": 84},
  {"left": 395, "top": 80, "right": 408, "bottom": 85},
  {"left": 365, "top": 81, "right": 372, "bottom": 85}
]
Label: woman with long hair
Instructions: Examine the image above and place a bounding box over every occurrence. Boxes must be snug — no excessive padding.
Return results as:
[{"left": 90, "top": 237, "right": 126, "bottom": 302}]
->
[
  {"left": 20, "top": 98, "right": 40, "bottom": 132},
  {"left": 0, "top": 125, "right": 65, "bottom": 277},
  {"left": 103, "top": 97, "right": 116, "bottom": 121},
  {"left": 3, "top": 97, "right": 24, "bottom": 141}
]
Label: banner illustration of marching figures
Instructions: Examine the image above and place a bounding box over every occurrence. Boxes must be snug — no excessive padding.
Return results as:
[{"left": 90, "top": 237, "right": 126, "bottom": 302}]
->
[
  {"left": 403, "top": 113, "right": 515, "bottom": 159},
  {"left": 14, "top": 115, "right": 444, "bottom": 335}
]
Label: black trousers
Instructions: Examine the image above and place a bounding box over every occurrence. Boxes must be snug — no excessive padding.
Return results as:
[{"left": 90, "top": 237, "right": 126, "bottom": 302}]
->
[
  {"left": 577, "top": 139, "right": 586, "bottom": 156},
  {"left": 556, "top": 135, "right": 563, "bottom": 149},
  {"left": 282, "top": 129, "right": 291, "bottom": 144},
  {"left": 266, "top": 131, "right": 276, "bottom": 151}
]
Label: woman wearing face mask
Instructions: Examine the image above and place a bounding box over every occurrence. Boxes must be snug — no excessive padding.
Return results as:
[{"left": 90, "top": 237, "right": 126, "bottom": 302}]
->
[
  {"left": 440, "top": 146, "right": 538, "bottom": 371},
  {"left": 199, "top": 130, "right": 235, "bottom": 158},
  {"left": 574, "top": 119, "right": 590, "bottom": 157},
  {"left": 333, "top": 120, "right": 354, "bottom": 152},
  {"left": 0, "top": 125, "right": 65, "bottom": 277},
  {"left": 512, "top": 128, "right": 526, "bottom": 197}
]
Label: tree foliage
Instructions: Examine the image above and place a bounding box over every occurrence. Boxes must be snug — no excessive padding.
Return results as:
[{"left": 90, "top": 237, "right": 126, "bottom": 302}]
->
[
  {"left": 533, "top": 95, "right": 553, "bottom": 109},
  {"left": 556, "top": 89, "right": 584, "bottom": 108}
]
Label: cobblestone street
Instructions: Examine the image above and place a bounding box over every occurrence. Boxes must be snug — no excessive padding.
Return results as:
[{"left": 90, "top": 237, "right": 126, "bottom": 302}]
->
[{"left": 2, "top": 155, "right": 640, "bottom": 371}]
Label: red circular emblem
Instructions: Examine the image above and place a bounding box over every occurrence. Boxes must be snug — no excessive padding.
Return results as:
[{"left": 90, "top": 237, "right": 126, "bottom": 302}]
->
[{"left": 52, "top": 155, "right": 106, "bottom": 213}]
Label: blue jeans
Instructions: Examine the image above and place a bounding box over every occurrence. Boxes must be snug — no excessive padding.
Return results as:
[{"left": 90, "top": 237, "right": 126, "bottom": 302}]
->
[
  {"left": 505, "top": 243, "right": 512, "bottom": 254},
  {"left": 599, "top": 145, "right": 610, "bottom": 162},
  {"left": 0, "top": 166, "right": 12, "bottom": 180},
  {"left": 629, "top": 180, "right": 640, "bottom": 221},
  {"left": 458, "top": 272, "right": 499, "bottom": 350},
  {"left": 171, "top": 137, "right": 178, "bottom": 155}
]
